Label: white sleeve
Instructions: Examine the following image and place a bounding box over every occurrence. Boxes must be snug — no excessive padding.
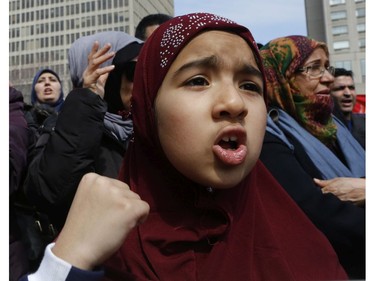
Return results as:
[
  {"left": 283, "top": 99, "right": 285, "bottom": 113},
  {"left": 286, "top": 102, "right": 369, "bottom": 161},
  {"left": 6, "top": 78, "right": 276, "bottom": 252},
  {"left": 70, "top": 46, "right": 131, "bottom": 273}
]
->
[{"left": 28, "top": 243, "right": 72, "bottom": 281}]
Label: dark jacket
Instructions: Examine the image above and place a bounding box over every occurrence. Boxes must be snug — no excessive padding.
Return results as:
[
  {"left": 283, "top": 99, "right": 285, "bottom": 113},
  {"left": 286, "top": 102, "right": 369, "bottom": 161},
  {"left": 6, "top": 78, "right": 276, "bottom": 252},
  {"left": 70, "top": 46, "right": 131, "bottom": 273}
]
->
[
  {"left": 23, "top": 89, "right": 129, "bottom": 231},
  {"left": 9, "top": 87, "right": 33, "bottom": 281},
  {"left": 333, "top": 105, "right": 365, "bottom": 150},
  {"left": 351, "top": 113, "right": 365, "bottom": 149},
  {"left": 260, "top": 130, "right": 365, "bottom": 279}
]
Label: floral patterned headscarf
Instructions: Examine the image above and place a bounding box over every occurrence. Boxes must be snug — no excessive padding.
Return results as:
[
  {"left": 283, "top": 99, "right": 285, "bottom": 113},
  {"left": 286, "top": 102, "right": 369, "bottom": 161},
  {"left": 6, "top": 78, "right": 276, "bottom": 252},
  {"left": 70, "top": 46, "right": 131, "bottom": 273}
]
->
[{"left": 260, "top": 35, "right": 337, "bottom": 145}]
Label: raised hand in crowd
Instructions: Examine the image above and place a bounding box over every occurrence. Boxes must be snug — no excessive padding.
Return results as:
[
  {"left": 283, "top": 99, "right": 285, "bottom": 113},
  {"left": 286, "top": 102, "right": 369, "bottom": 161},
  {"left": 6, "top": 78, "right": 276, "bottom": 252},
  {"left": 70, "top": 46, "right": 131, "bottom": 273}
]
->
[
  {"left": 82, "top": 41, "right": 115, "bottom": 98},
  {"left": 52, "top": 173, "right": 150, "bottom": 270}
]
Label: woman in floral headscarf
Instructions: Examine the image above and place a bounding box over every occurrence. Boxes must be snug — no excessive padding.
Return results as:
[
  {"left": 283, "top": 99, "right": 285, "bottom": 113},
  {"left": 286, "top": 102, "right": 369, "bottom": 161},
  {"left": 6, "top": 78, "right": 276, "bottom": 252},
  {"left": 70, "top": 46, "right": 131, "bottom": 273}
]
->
[
  {"left": 21, "top": 15, "right": 348, "bottom": 281},
  {"left": 259, "top": 35, "right": 365, "bottom": 279}
]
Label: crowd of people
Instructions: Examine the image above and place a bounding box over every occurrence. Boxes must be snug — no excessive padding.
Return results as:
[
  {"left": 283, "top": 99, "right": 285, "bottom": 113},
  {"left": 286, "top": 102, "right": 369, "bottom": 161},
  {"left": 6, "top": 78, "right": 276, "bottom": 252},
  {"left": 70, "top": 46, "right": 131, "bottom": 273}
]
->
[{"left": 10, "top": 12, "right": 366, "bottom": 281}]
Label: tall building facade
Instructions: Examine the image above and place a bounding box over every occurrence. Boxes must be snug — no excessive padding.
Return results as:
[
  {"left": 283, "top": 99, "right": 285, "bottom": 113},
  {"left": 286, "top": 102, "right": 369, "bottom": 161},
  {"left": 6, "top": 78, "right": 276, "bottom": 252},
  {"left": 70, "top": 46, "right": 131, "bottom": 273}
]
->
[
  {"left": 304, "top": 0, "right": 366, "bottom": 94},
  {"left": 9, "top": 0, "right": 174, "bottom": 101}
]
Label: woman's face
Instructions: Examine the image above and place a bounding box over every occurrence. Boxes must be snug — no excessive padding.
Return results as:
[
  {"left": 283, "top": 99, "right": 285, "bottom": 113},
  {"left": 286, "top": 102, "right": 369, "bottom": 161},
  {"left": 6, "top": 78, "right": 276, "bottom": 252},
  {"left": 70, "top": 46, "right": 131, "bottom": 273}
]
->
[
  {"left": 34, "top": 72, "right": 61, "bottom": 104},
  {"left": 293, "top": 47, "right": 334, "bottom": 97},
  {"left": 155, "top": 31, "right": 266, "bottom": 189}
]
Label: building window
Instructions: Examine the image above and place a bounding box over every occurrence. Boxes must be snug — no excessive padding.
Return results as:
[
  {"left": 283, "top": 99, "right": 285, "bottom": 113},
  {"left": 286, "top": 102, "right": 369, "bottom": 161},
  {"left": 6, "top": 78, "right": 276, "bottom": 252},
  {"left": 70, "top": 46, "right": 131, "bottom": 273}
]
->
[
  {"left": 332, "top": 25, "right": 348, "bottom": 35},
  {"left": 357, "top": 23, "right": 365, "bottom": 33},
  {"left": 335, "top": 60, "right": 352, "bottom": 70},
  {"left": 356, "top": 8, "right": 365, "bottom": 18},
  {"left": 358, "top": 38, "right": 365, "bottom": 48},
  {"left": 333, "top": 40, "right": 349, "bottom": 50},
  {"left": 360, "top": 59, "right": 365, "bottom": 81},
  {"left": 331, "top": 11, "right": 347, "bottom": 20},
  {"left": 329, "top": 0, "right": 345, "bottom": 5}
]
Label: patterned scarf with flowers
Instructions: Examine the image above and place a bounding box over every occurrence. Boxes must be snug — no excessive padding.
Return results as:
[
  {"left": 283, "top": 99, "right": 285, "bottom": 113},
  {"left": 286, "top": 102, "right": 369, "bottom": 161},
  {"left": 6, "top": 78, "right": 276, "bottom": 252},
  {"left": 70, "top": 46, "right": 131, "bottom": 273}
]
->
[{"left": 260, "top": 35, "right": 337, "bottom": 147}]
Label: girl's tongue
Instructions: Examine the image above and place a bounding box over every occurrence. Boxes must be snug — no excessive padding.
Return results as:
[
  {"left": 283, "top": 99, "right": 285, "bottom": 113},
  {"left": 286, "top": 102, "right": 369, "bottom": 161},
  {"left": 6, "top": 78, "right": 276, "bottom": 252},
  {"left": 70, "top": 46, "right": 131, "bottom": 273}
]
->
[{"left": 212, "top": 143, "right": 247, "bottom": 165}]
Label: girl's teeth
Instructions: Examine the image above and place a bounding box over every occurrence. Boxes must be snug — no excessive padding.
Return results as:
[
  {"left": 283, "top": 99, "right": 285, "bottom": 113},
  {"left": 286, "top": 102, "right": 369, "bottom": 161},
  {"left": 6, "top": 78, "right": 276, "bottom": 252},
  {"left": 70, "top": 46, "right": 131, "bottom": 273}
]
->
[
  {"left": 230, "top": 136, "right": 237, "bottom": 142},
  {"left": 222, "top": 136, "right": 229, "bottom": 142},
  {"left": 221, "top": 136, "right": 238, "bottom": 142}
]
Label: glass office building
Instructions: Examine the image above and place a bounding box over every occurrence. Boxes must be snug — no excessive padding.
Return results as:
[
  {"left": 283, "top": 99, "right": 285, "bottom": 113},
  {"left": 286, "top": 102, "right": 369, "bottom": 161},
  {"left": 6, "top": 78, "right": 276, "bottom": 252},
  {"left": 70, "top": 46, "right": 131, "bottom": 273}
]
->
[{"left": 9, "top": 0, "right": 174, "bottom": 100}]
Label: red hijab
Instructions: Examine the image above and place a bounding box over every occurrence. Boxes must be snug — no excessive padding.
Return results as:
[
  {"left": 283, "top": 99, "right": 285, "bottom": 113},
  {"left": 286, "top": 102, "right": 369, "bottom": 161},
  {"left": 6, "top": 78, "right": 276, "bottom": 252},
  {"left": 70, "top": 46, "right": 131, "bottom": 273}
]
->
[{"left": 103, "top": 13, "right": 347, "bottom": 281}]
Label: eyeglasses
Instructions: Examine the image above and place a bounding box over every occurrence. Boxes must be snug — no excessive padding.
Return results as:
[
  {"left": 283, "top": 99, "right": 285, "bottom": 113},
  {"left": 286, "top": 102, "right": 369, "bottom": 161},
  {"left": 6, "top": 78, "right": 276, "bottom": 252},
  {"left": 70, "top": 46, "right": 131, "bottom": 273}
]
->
[
  {"left": 123, "top": 61, "right": 137, "bottom": 82},
  {"left": 296, "top": 64, "right": 335, "bottom": 79}
]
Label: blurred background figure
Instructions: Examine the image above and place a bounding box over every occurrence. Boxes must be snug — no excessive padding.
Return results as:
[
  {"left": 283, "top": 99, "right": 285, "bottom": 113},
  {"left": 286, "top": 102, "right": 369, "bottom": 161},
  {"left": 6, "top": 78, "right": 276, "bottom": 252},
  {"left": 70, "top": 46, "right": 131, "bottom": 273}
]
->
[
  {"left": 24, "top": 68, "right": 64, "bottom": 140},
  {"left": 9, "top": 86, "right": 33, "bottom": 281},
  {"left": 135, "top": 13, "right": 172, "bottom": 41},
  {"left": 330, "top": 68, "right": 365, "bottom": 149},
  {"left": 23, "top": 32, "right": 143, "bottom": 232}
]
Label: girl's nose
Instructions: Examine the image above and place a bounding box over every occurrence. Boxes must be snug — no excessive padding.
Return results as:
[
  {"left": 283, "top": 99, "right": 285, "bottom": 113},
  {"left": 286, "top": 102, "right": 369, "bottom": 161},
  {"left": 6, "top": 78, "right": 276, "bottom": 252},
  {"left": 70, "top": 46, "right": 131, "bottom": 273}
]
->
[{"left": 213, "top": 83, "right": 248, "bottom": 120}]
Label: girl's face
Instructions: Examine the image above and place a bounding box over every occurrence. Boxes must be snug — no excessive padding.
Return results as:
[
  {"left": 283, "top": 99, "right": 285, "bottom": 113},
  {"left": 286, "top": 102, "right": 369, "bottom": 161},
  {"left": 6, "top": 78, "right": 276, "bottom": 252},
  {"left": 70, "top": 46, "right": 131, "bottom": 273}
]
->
[
  {"left": 293, "top": 47, "right": 334, "bottom": 97},
  {"left": 155, "top": 31, "right": 266, "bottom": 189},
  {"left": 34, "top": 72, "right": 61, "bottom": 104}
]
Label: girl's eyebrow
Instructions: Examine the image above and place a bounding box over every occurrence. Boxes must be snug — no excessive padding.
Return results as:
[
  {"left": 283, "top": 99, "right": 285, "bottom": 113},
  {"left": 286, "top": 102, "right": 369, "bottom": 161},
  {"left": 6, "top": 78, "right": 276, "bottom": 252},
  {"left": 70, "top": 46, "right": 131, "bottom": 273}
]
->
[
  {"left": 172, "top": 55, "right": 219, "bottom": 77},
  {"left": 172, "top": 55, "right": 262, "bottom": 79},
  {"left": 240, "top": 64, "right": 263, "bottom": 80}
]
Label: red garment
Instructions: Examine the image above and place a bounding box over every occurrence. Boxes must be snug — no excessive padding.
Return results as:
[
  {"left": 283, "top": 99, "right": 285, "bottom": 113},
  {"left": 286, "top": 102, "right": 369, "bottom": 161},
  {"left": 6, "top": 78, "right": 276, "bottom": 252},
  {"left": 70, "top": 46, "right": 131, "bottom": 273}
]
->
[
  {"left": 102, "top": 13, "right": 347, "bottom": 281},
  {"left": 353, "top": 94, "right": 366, "bottom": 113}
]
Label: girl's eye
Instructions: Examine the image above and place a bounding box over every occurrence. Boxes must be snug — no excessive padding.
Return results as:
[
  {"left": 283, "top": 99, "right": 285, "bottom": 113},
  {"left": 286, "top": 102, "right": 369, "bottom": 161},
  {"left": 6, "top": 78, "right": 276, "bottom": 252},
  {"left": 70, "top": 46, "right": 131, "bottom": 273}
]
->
[
  {"left": 240, "top": 82, "right": 262, "bottom": 94},
  {"left": 185, "top": 77, "right": 209, "bottom": 87}
]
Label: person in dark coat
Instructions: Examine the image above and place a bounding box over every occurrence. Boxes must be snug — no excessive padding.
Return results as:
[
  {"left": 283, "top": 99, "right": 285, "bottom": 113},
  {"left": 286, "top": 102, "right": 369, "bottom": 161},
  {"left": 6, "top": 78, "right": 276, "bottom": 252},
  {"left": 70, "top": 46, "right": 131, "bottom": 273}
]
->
[
  {"left": 9, "top": 86, "right": 33, "bottom": 281},
  {"left": 23, "top": 32, "right": 143, "bottom": 232},
  {"left": 259, "top": 36, "right": 365, "bottom": 279},
  {"left": 24, "top": 68, "right": 64, "bottom": 139}
]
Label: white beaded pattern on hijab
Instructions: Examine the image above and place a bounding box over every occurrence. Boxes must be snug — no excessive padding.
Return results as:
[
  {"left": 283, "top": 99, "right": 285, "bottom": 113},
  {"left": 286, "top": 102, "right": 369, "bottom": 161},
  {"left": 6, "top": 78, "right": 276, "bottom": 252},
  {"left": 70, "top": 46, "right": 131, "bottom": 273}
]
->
[{"left": 159, "top": 13, "right": 236, "bottom": 68}]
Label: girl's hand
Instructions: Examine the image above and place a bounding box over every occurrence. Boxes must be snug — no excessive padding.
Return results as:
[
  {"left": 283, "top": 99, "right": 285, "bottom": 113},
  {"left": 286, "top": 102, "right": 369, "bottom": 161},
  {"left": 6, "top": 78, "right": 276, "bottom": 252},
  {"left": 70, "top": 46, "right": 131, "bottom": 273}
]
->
[{"left": 52, "top": 173, "right": 150, "bottom": 270}]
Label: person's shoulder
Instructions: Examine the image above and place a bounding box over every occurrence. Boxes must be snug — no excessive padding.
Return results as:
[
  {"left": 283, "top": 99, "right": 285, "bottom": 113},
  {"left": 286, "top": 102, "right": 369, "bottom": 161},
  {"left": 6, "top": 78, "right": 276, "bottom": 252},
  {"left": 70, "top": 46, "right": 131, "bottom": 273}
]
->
[
  {"left": 352, "top": 113, "right": 365, "bottom": 120},
  {"left": 263, "top": 130, "right": 285, "bottom": 143}
]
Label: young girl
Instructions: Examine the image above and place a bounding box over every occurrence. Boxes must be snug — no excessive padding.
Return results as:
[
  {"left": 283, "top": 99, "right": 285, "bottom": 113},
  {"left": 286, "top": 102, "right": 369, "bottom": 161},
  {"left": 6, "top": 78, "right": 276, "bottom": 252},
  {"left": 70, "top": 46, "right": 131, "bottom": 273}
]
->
[{"left": 22, "top": 13, "right": 348, "bottom": 281}]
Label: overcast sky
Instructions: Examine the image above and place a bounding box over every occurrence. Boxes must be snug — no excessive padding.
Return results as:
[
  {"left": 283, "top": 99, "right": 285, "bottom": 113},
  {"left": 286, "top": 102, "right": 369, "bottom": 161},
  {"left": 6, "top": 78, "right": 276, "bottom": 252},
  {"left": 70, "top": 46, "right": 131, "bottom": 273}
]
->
[{"left": 174, "top": 0, "right": 307, "bottom": 45}]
